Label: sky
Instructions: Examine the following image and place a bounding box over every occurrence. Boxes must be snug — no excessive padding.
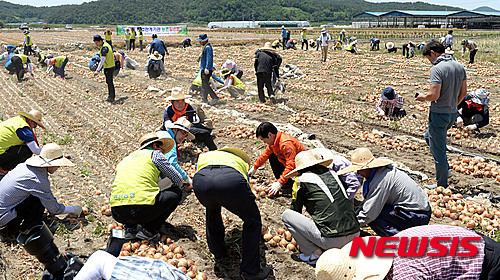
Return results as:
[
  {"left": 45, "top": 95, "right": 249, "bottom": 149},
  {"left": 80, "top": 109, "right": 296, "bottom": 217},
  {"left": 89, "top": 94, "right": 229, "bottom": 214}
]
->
[{"left": 3, "top": 0, "right": 500, "bottom": 10}]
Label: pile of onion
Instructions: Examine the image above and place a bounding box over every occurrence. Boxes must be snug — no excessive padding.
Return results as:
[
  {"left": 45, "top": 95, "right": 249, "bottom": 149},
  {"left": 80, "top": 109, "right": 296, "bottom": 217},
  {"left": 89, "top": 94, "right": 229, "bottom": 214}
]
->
[
  {"left": 288, "top": 113, "right": 324, "bottom": 126},
  {"left": 262, "top": 227, "right": 298, "bottom": 252},
  {"left": 449, "top": 156, "right": 500, "bottom": 180}
]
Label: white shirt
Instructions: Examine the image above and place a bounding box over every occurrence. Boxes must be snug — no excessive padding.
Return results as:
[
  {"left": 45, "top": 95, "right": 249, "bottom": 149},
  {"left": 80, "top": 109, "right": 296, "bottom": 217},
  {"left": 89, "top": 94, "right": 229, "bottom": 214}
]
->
[{"left": 319, "top": 33, "right": 331, "bottom": 47}]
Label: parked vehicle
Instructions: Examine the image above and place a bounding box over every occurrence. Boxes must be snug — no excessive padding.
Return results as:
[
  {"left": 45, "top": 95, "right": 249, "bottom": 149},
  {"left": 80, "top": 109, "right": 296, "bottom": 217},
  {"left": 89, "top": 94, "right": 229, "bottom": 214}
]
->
[
  {"left": 20, "top": 23, "right": 29, "bottom": 30},
  {"left": 65, "top": 24, "right": 73, "bottom": 29},
  {"left": 43, "top": 24, "right": 51, "bottom": 29}
]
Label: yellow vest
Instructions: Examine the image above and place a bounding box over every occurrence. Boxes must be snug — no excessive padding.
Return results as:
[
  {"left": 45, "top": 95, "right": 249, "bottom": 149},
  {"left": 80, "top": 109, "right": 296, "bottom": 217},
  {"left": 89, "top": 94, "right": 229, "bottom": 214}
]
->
[
  {"left": 346, "top": 42, "right": 356, "bottom": 51},
  {"left": 25, "top": 34, "right": 32, "bottom": 46},
  {"left": 192, "top": 72, "right": 212, "bottom": 86},
  {"left": 104, "top": 31, "right": 112, "bottom": 41},
  {"left": 130, "top": 31, "right": 136, "bottom": 40},
  {"left": 138, "top": 31, "right": 143, "bottom": 40},
  {"left": 14, "top": 54, "right": 29, "bottom": 64},
  {"left": 124, "top": 31, "right": 131, "bottom": 40},
  {"left": 110, "top": 149, "right": 160, "bottom": 207},
  {"left": 100, "top": 41, "right": 115, "bottom": 69},
  {"left": 231, "top": 75, "right": 245, "bottom": 90},
  {"left": 0, "top": 116, "right": 30, "bottom": 155},
  {"left": 301, "top": 32, "right": 306, "bottom": 40},
  {"left": 196, "top": 151, "right": 249, "bottom": 182},
  {"left": 54, "top": 56, "right": 66, "bottom": 68}
]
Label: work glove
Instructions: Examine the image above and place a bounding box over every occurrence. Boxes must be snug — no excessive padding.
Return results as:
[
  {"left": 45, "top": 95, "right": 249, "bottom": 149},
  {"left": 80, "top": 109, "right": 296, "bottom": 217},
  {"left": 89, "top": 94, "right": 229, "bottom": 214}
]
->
[
  {"left": 72, "top": 205, "right": 83, "bottom": 216},
  {"left": 456, "top": 116, "right": 464, "bottom": 127},
  {"left": 465, "top": 124, "right": 478, "bottom": 131},
  {"left": 266, "top": 182, "right": 282, "bottom": 196},
  {"left": 247, "top": 167, "right": 257, "bottom": 177},
  {"left": 204, "top": 69, "right": 209, "bottom": 75}
]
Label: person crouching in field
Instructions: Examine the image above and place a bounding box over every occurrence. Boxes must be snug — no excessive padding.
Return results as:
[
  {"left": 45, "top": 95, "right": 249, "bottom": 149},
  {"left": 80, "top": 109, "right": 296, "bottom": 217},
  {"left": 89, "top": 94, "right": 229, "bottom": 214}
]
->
[
  {"left": 281, "top": 149, "right": 360, "bottom": 265},
  {"left": 461, "top": 39, "right": 478, "bottom": 64},
  {"left": 370, "top": 38, "right": 380, "bottom": 51},
  {"left": 456, "top": 88, "right": 489, "bottom": 132},
  {"left": 345, "top": 40, "right": 358, "bottom": 54},
  {"left": 216, "top": 68, "right": 245, "bottom": 99},
  {"left": 144, "top": 51, "right": 167, "bottom": 79},
  {"left": 376, "top": 87, "right": 406, "bottom": 119},
  {"left": 46, "top": 56, "right": 69, "bottom": 79},
  {"left": 385, "top": 42, "right": 397, "bottom": 53}
]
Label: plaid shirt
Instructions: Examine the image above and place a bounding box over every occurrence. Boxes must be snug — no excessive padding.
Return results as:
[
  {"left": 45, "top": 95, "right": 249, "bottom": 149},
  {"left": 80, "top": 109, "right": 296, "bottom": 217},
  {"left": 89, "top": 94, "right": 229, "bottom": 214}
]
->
[
  {"left": 376, "top": 94, "right": 404, "bottom": 117},
  {"left": 151, "top": 150, "right": 183, "bottom": 188},
  {"left": 111, "top": 256, "right": 191, "bottom": 279},
  {"left": 385, "top": 225, "right": 484, "bottom": 280}
]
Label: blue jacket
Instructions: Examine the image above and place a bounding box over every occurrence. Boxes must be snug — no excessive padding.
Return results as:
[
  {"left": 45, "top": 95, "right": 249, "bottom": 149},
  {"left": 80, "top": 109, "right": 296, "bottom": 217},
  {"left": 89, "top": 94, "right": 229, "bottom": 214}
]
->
[
  {"left": 149, "top": 38, "right": 168, "bottom": 55},
  {"left": 281, "top": 29, "right": 287, "bottom": 38},
  {"left": 200, "top": 43, "right": 213, "bottom": 71}
]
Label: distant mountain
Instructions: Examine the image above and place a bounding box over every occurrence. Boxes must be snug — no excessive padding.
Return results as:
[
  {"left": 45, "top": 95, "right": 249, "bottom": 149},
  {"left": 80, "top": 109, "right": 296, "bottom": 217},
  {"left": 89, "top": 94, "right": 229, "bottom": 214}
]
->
[
  {"left": 0, "top": 0, "right": 463, "bottom": 25},
  {"left": 473, "top": 6, "right": 499, "bottom": 12}
]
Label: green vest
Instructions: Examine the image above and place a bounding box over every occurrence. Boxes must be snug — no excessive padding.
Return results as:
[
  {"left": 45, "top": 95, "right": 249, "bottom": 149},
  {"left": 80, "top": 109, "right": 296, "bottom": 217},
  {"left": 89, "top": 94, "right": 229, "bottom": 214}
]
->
[
  {"left": 104, "top": 31, "right": 112, "bottom": 41},
  {"left": 100, "top": 41, "right": 115, "bottom": 69},
  {"left": 14, "top": 54, "right": 29, "bottom": 64},
  {"left": 138, "top": 31, "right": 143, "bottom": 40},
  {"left": 231, "top": 75, "right": 245, "bottom": 90},
  {"left": 0, "top": 116, "right": 30, "bottom": 155},
  {"left": 130, "top": 31, "right": 136, "bottom": 40},
  {"left": 110, "top": 149, "right": 160, "bottom": 207},
  {"left": 124, "top": 31, "right": 131, "bottom": 40},
  {"left": 54, "top": 56, "right": 66, "bottom": 68},
  {"left": 346, "top": 42, "right": 356, "bottom": 51},
  {"left": 196, "top": 151, "right": 249, "bottom": 181},
  {"left": 192, "top": 72, "right": 212, "bottom": 87},
  {"left": 25, "top": 34, "right": 32, "bottom": 46}
]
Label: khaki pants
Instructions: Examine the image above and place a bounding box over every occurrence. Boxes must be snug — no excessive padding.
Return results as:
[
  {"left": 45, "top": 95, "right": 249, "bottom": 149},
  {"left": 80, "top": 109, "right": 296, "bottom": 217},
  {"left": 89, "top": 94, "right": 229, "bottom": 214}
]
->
[
  {"left": 321, "top": 46, "right": 329, "bottom": 62},
  {"left": 228, "top": 86, "right": 245, "bottom": 98}
]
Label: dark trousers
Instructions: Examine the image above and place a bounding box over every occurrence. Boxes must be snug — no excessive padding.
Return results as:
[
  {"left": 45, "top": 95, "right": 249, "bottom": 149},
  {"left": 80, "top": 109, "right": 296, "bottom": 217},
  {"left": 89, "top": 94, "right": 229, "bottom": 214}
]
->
[
  {"left": 301, "top": 39, "right": 308, "bottom": 50},
  {"left": 368, "top": 204, "right": 431, "bottom": 237},
  {"left": 130, "top": 39, "right": 135, "bottom": 51},
  {"left": 182, "top": 41, "right": 191, "bottom": 49},
  {"left": 106, "top": 40, "right": 112, "bottom": 48},
  {"left": 0, "top": 144, "right": 32, "bottom": 170},
  {"left": 479, "top": 234, "right": 500, "bottom": 280},
  {"left": 371, "top": 41, "right": 380, "bottom": 51},
  {"left": 268, "top": 153, "right": 293, "bottom": 188},
  {"left": 23, "top": 45, "right": 33, "bottom": 56},
  {"left": 193, "top": 166, "right": 262, "bottom": 275},
  {"left": 190, "top": 123, "right": 217, "bottom": 151},
  {"left": 4, "top": 195, "right": 44, "bottom": 232},
  {"left": 111, "top": 186, "right": 182, "bottom": 233},
  {"left": 11, "top": 56, "right": 25, "bottom": 81},
  {"left": 235, "top": 70, "right": 243, "bottom": 79},
  {"left": 139, "top": 40, "right": 143, "bottom": 51},
  {"left": 256, "top": 72, "right": 273, "bottom": 103},
  {"left": 388, "top": 48, "right": 397, "bottom": 53},
  {"left": 282, "top": 38, "right": 287, "bottom": 50},
  {"left": 470, "top": 49, "right": 478, "bottom": 64},
  {"left": 200, "top": 70, "right": 218, "bottom": 102},
  {"left": 104, "top": 67, "right": 115, "bottom": 101},
  {"left": 53, "top": 57, "right": 68, "bottom": 78}
]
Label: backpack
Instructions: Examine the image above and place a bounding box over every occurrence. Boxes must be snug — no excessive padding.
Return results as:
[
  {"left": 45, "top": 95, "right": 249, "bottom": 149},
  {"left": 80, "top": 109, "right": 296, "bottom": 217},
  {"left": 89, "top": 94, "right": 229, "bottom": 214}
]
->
[{"left": 148, "top": 60, "right": 161, "bottom": 78}]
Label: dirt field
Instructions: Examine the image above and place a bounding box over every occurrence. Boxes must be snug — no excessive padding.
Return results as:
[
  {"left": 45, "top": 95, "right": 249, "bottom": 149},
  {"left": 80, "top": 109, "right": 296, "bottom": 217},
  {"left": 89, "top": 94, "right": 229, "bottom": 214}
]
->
[{"left": 1, "top": 28, "right": 500, "bottom": 280}]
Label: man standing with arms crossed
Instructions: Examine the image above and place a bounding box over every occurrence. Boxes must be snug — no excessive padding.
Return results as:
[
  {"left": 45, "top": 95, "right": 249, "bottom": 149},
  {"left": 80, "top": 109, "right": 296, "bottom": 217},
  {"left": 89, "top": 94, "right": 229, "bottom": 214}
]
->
[
  {"left": 93, "top": 35, "right": 116, "bottom": 103},
  {"left": 416, "top": 40, "right": 467, "bottom": 188}
]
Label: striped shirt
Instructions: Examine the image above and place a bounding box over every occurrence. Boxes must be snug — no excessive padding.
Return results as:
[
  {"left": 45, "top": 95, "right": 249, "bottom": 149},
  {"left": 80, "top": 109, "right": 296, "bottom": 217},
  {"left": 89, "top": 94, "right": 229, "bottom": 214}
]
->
[
  {"left": 0, "top": 163, "right": 66, "bottom": 227},
  {"left": 112, "top": 256, "right": 191, "bottom": 279},
  {"left": 151, "top": 150, "right": 183, "bottom": 188},
  {"left": 385, "top": 225, "right": 484, "bottom": 280}
]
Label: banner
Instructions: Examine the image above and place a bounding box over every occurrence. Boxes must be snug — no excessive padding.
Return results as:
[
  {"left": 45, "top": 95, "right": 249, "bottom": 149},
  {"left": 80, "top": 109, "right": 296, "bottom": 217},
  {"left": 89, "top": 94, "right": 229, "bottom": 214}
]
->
[{"left": 116, "top": 26, "right": 187, "bottom": 36}]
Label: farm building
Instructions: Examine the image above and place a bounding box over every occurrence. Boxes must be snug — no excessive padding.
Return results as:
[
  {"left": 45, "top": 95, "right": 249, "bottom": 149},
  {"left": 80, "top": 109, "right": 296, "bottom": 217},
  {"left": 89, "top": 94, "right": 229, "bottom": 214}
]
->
[
  {"left": 352, "top": 10, "right": 500, "bottom": 29},
  {"left": 207, "top": 21, "right": 310, "bottom": 29}
]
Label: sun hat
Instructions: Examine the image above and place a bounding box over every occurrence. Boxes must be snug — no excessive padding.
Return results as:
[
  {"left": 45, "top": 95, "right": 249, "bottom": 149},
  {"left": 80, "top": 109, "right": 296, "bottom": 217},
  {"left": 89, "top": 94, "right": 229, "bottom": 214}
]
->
[
  {"left": 26, "top": 143, "right": 74, "bottom": 168},
  {"left": 93, "top": 35, "right": 103, "bottom": 41},
  {"left": 461, "top": 39, "right": 468, "bottom": 45},
  {"left": 221, "top": 68, "right": 231, "bottom": 76},
  {"left": 18, "top": 109, "right": 46, "bottom": 129},
  {"left": 386, "top": 42, "right": 394, "bottom": 49},
  {"left": 281, "top": 25, "right": 285, "bottom": 29},
  {"left": 321, "top": 28, "right": 327, "bottom": 33},
  {"left": 342, "top": 29, "right": 346, "bottom": 32},
  {"left": 165, "top": 88, "right": 191, "bottom": 101},
  {"left": 149, "top": 51, "right": 163, "bottom": 60},
  {"left": 217, "top": 147, "right": 251, "bottom": 166},
  {"left": 196, "top": 34, "right": 209, "bottom": 42},
  {"left": 470, "top": 88, "right": 489, "bottom": 105},
  {"left": 315, "top": 237, "right": 393, "bottom": 280},
  {"left": 138, "top": 132, "right": 175, "bottom": 151},
  {"left": 260, "top": 42, "right": 274, "bottom": 52},
  {"left": 165, "top": 117, "right": 195, "bottom": 140},
  {"left": 336, "top": 148, "right": 393, "bottom": 175},
  {"left": 285, "top": 149, "right": 334, "bottom": 178},
  {"left": 381, "top": 87, "right": 395, "bottom": 100}
]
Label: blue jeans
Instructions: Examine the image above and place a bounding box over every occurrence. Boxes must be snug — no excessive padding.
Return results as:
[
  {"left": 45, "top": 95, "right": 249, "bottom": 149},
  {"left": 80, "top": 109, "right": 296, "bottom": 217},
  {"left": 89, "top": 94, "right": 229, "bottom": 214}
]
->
[
  {"left": 424, "top": 112, "right": 456, "bottom": 187},
  {"left": 369, "top": 204, "right": 431, "bottom": 237}
]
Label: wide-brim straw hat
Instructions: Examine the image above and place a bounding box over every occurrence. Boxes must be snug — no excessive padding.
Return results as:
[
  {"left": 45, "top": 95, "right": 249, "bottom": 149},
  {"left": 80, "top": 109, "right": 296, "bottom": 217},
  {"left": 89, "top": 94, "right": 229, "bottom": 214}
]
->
[
  {"left": 386, "top": 42, "right": 394, "bottom": 49},
  {"left": 165, "top": 117, "right": 195, "bottom": 140},
  {"left": 260, "top": 42, "right": 275, "bottom": 51},
  {"left": 315, "top": 237, "right": 393, "bottom": 280},
  {"left": 166, "top": 88, "right": 191, "bottom": 101},
  {"left": 470, "top": 88, "right": 489, "bottom": 105},
  {"left": 26, "top": 143, "right": 74, "bottom": 167},
  {"left": 18, "top": 110, "right": 46, "bottom": 129},
  {"left": 337, "top": 148, "right": 393, "bottom": 175},
  {"left": 321, "top": 28, "right": 327, "bottom": 33},
  {"left": 285, "top": 149, "right": 333, "bottom": 178},
  {"left": 217, "top": 147, "right": 251, "bottom": 166},
  {"left": 139, "top": 132, "right": 175, "bottom": 151},
  {"left": 149, "top": 51, "right": 163, "bottom": 60}
]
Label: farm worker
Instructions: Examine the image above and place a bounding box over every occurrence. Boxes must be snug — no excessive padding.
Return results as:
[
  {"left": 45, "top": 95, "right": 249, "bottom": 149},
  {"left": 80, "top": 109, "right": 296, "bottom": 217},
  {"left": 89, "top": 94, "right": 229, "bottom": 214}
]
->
[
  {"left": 197, "top": 34, "right": 220, "bottom": 105},
  {"left": 2, "top": 45, "right": 16, "bottom": 53},
  {"left": 93, "top": 35, "right": 116, "bottom": 103},
  {"left": 129, "top": 27, "right": 136, "bottom": 51},
  {"left": 144, "top": 51, "right": 167, "bottom": 79},
  {"left": 155, "top": 118, "right": 195, "bottom": 190},
  {"left": 461, "top": 39, "right": 478, "bottom": 64},
  {"left": 190, "top": 66, "right": 224, "bottom": 96},
  {"left": 73, "top": 250, "right": 192, "bottom": 280},
  {"left": 216, "top": 67, "right": 245, "bottom": 98},
  {"left": 376, "top": 87, "right": 406, "bottom": 119},
  {"left": 286, "top": 29, "right": 291, "bottom": 43},
  {"left": 193, "top": 147, "right": 271, "bottom": 280},
  {"left": 118, "top": 52, "right": 139, "bottom": 70},
  {"left": 416, "top": 40, "right": 467, "bottom": 188},
  {"left": 280, "top": 25, "right": 287, "bottom": 50},
  {"left": 285, "top": 38, "right": 297, "bottom": 50},
  {"left": 182, "top": 38, "right": 191, "bottom": 49},
  {"left": 23, "top": 30, "right": 33, "bottom": 56},
  {"left": 338, "top": 29, "right": 347, "bottom": 45},
  {"left": 345, "top": 40, "right": 358, "bottom": 54},
  {"left": 137, "top": 27, "right": 144, "bottom": 51},
  {"left": 254, "top": 42, "right": 278, "bottom": 103},
  {"left": 124, "top": 28, "right": 131, "bottom": 50},
  {"left": 272, "top": 39, "right": 281, "bottom": 49},
  {"left": 0, "top": 52, "right": 8, "bottom": 67},
  {"left": 417, "top": 41, "right": 426, "bottom": 52},
  {"left": 0, "top": 110, "right": 45, "bottom": 172},
  {"left": 46, "top": 56, "right": 69, "bottom": 79},
  {"left": 88, "top": 53, "right": 100, "bottom": 71},
  {"left": 6, "top": 53, "right": 34, "bottom": 82},
  {"left": 0, "top": 143, "right": 81, "bottom": 236},
  {"left": 332, "top": 40, "right": 342, "bottom": 50},
  {"left": 221, "top": 59, "right": 243, "bottom": 79},
  {"left": 385, "top": 41, "right": 397, "bottom": 53},
  {"left": 248, "top": 121, "right": 307, "bottom": 196},
  {"left": 402, "top": 41, "right": 416, "bottom": 58},
  {"left": 162, "top": 89, "right": 217, "bottom": 151},
  {"left": 443, "top": 29, "right": 453, "bottom": 49},
  {"left": 319, "top": 28, "right": 331, "bottom": 62},
  {"left": 34, "top": 52, "right": 53, "bottom": 68},
  {"left": 307, "top": 39, "right": 316, "bottom": 49},
  {"left": 456, "top": 88, "right": 489, "bottom": 131},
  {"left": 110, "top": 132, "right": 183, "bottom": 241},
  {"left": 281, "top": 149, "right": 360, "bottom": 265},
  {"left": 104, "top": 28, "right": 112, "bottom": 47},
  {"left": 337, "top": 148, "right": 431, "bottom": 237},
  {"left": 370, "top": 38, "right": 380, "bottom": 51},
  {"left": 149, "top": 34, "right": 169, "bottom": 63},
  {"left": 315, "top": 224, "right": 500, "bottom": 280},
  {"left": 301, "top": 28, "right": 308, "bottom": 50},
  {"left": 111, "top": 51, "right": 122, "bottom": 77}
]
